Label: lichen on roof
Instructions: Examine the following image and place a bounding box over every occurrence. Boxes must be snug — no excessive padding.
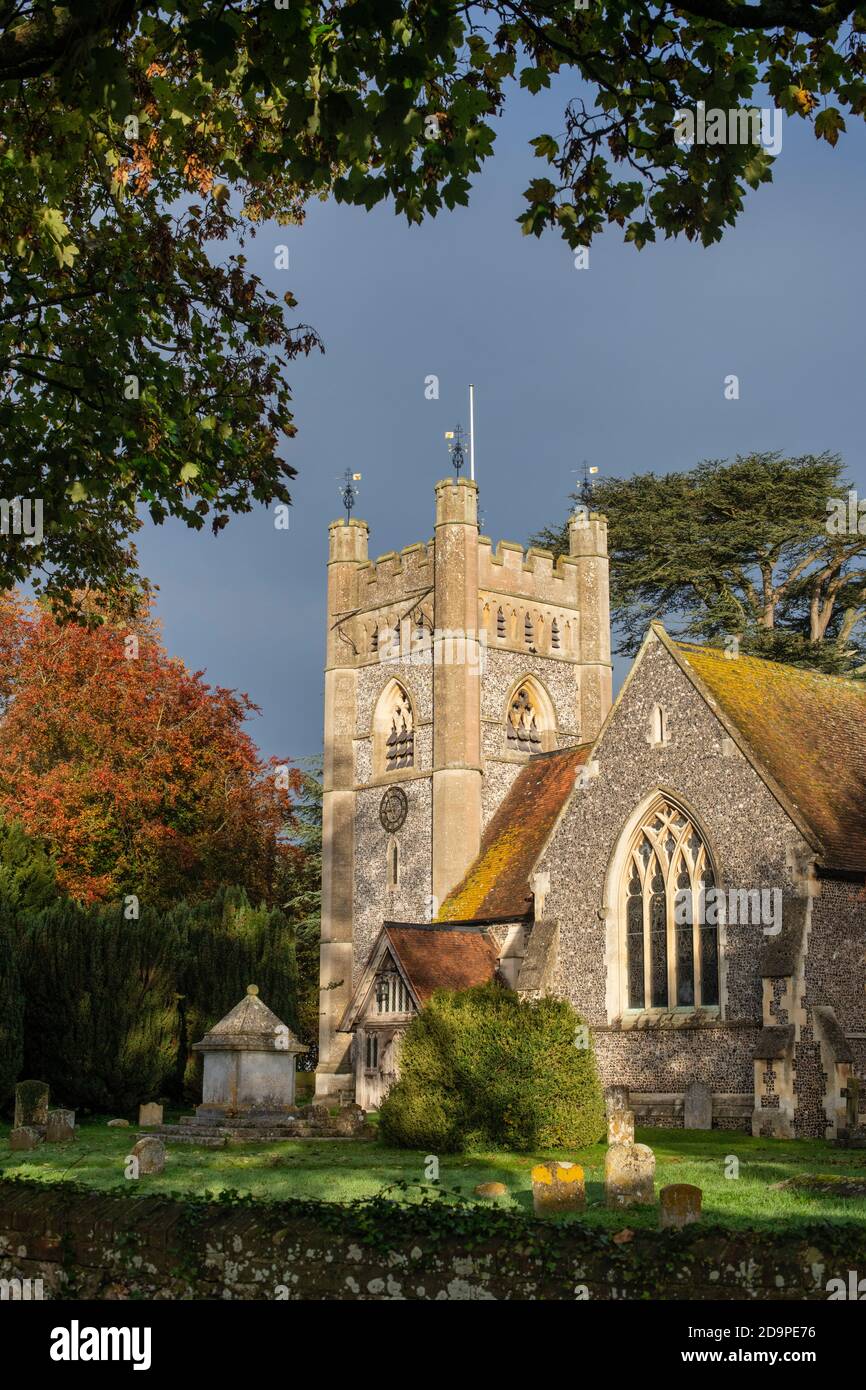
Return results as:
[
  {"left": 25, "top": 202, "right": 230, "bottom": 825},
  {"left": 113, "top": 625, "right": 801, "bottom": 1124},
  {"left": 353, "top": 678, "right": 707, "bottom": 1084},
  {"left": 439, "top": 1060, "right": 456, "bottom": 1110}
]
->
[
  {"left": 438, "top": 746, "right": 590, "bottom": 923},
  {"left": 675, "top": 640, "right": 866, "bottom": 872}
]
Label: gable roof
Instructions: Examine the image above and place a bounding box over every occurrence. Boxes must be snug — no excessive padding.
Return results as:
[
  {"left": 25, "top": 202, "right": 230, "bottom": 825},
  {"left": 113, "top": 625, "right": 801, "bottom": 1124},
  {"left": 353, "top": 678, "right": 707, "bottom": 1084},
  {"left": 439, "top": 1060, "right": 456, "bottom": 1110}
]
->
[
  {"left": 437, "top": 745, "right": 591, "bottom": 923},
  {"left": 385, "top": 924, "right": 499, "bottom": 1002},
  {"left": 338, "top": 922, "right": 499, "bottom": 1031},
  {"left": 662, "top": 629, "right": 866, "bottom": 873}
]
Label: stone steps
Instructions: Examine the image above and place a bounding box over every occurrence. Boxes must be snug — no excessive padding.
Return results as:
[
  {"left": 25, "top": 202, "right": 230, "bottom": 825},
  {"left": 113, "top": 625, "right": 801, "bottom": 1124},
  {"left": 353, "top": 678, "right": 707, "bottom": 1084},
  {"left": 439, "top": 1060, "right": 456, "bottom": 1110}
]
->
[{"left": 144, "top": 1116, "right": 373, "bottom": 1146}]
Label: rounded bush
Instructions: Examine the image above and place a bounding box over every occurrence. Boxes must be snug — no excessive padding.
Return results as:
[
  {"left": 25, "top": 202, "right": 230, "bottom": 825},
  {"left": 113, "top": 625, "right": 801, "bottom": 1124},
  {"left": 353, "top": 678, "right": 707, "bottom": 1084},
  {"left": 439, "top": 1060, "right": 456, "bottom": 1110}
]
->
[{"left": 379, "top": 981, "right": 606, "bottom": 1153}]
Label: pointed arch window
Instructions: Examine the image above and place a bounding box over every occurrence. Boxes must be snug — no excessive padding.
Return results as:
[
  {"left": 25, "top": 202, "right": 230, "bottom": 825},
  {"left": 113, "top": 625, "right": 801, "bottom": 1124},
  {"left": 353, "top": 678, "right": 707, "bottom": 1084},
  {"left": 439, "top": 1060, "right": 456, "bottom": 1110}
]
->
[
  {"left": 385, "top": 686, "right": 414, "bottom": 770},
  {"left": 507, "top": 685, "right": 542, "bottom": 753},
  {"left": 622, "top": 799, "right": 719, "bottom": 1011},
  {"left": 497, "top": 607, "right": 506, "bottom": 639}
]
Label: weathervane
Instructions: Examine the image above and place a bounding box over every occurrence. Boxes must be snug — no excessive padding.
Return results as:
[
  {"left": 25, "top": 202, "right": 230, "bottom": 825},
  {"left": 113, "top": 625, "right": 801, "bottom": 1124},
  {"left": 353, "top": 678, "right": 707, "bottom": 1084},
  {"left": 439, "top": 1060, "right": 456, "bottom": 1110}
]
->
[
  {"left": 339, "top": 468, "right": 362, "bottom": 522},
  {"left": 444, "top": 425, "right": 468, "bottom": 479},
  {"left": 577, "top": 459, "right": 599, "bottom": 508}
]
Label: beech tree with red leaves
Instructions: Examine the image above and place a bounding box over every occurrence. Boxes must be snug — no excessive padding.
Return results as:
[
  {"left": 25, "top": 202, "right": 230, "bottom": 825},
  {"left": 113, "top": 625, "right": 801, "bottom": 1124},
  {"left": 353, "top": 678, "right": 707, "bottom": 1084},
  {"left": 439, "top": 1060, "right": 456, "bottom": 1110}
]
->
[{"left": 0, "top": 593, "right": 297, "bottom": 907}]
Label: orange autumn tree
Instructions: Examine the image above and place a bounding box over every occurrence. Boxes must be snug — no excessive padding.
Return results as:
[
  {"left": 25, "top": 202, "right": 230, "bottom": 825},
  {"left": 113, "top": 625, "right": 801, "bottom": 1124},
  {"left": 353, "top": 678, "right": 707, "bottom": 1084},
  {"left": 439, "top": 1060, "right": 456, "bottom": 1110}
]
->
[{"left": 0, "top": 593, "right": 298, "bottom": 907}]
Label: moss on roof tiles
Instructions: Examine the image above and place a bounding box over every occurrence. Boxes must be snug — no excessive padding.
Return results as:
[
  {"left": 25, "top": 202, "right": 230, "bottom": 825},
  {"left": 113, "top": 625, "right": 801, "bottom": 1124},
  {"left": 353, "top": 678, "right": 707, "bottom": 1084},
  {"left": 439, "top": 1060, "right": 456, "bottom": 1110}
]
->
[
  {"left": 437, "top": 745, "right": 590, "bottom": 923},
  {"left": 676, "top": 642, "right": 866, "bottom": 872}
]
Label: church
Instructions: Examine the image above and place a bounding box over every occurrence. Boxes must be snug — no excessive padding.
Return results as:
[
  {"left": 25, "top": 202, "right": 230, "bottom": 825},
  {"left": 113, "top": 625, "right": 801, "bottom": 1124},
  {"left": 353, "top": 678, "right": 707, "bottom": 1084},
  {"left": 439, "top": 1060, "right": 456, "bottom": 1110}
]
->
[{"left": 315, "top": 476, "right": 866, "bottom": 1139}]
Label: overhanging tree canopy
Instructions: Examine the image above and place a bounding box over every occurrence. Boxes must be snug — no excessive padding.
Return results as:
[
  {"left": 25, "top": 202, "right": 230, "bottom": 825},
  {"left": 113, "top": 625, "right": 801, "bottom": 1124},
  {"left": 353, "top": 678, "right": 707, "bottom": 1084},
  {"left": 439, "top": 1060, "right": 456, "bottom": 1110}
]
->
[{"left": 3, "top": 2, "right": 864, "bottom": 602}]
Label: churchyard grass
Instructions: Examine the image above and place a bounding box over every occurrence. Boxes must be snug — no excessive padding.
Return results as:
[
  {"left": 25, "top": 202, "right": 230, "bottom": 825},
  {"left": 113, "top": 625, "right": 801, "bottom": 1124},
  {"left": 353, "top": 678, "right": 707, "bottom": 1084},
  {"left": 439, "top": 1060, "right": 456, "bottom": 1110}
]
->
[{"left": 2, "top": 1119, "right": 865, "bottom": 1231}]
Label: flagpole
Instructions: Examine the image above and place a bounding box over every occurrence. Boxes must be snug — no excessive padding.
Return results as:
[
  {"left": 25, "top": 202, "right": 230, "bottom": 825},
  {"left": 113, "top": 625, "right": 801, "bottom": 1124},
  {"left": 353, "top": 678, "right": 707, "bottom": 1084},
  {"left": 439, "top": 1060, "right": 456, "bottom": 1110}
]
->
[{"left": 469, "top": 383, "right": 475, "bottom": 481}]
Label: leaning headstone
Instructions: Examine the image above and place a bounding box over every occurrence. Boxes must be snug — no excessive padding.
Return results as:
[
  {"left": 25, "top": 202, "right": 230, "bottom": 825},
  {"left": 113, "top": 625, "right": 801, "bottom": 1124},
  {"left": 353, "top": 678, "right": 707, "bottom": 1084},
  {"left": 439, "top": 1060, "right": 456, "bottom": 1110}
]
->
[
  {"left": 14, "top": 1080, "right": 50, "bottom": 1131},
  {"left": 605, "top": 1143, "right": 655, "bottom": 1209},
  {"left": 660, "top": 1183, "right": 702, "bottom": 1230},
  {"left": 130, "top": 1137, "right": 166, "bottom": 1175},
  {"left": 608, "top": 1109, "right": 635, "bottom": 1146},
  {"left": 532, "top": 1161, "right": 586, "bottom": 1215},
  {"left": 683, "top": 1080, "right": 712, "bottom": 1130},
  {"left": 138, "top": 1102, "right": 163, "bottom": 1128},
  {"left": 45, "top": 1110, "right": 76, "bottom": 1143},
  {"left": 605, "top": 1084, "right": 630, "bottom": 1115},
  {"left": 10, "top": 1126, "right": 43, "bottom": 1152},
  {"left": 107, "top": 1118, "right": 130, "bottom": 1128}
]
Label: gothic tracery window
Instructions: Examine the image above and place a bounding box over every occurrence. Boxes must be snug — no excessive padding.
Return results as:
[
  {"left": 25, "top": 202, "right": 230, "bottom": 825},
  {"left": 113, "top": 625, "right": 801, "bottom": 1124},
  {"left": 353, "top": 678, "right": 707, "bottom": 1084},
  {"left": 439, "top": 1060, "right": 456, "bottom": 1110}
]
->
[
  {"left": 384, "top": 685, "right": 414, "bottom": 771},
  {"left": 622, "top": 799, "right": 719, "bottom": 1011},
  {"left": 507, "top": 685, "right": 542, "bottom": 753}
]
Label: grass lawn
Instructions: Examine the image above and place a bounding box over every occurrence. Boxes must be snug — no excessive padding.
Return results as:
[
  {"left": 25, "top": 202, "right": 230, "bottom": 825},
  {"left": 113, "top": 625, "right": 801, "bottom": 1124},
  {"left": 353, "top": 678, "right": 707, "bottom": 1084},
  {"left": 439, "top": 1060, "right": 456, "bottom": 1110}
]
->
[{"left": 3, "top": 1118, "right": 866, "bottom": 1232}]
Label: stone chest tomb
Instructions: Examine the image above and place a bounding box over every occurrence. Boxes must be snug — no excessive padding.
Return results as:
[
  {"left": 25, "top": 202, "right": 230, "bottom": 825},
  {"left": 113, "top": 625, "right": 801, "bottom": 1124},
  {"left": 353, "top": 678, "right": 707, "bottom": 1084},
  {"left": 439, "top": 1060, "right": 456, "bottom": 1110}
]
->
[{"left": 194, "top": 985, "right": 306, "bottom": 1118}]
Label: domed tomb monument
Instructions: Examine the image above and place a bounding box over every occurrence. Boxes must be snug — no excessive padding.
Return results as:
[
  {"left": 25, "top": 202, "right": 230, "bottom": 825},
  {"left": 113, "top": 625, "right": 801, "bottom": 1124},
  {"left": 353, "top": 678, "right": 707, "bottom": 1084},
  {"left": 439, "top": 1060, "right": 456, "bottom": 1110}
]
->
[{"left": 193, "top": 985, "right": 306, "bottom": 1119}]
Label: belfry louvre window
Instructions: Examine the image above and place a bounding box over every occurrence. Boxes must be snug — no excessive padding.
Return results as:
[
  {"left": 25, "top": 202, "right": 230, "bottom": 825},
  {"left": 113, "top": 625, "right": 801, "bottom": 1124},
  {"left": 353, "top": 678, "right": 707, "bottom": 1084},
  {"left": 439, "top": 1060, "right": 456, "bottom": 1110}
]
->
[
  {"left": 507, "top": 686, "right": 542, "bottom": 753},
  {"left": 623, "top": 799, "right": 719, "bottom": 1011},
  {"left": 375, "top": 971, "right": 411, "bottom": 1014},
  {"left": 385, "top": 686, "right": 414, "bottom": 770}
]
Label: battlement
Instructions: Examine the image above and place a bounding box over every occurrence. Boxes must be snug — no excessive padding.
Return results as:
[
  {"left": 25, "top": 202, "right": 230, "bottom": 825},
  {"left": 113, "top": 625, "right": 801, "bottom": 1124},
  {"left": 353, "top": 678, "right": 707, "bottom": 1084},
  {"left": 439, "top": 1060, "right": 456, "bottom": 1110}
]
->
[{"left": 328, "top": 508, "right": 608, "bottom": 621}]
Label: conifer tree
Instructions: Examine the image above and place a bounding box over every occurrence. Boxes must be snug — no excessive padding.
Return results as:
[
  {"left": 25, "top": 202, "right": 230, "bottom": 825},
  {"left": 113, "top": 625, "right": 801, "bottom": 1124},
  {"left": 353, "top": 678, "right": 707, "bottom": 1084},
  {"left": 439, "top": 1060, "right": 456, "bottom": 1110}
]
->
[
  {"left": 0, "top": 817, "right": 57, "bottom": 911},
  {"left": 0, "top": 901, "right": 23, "bottom": 1104}
]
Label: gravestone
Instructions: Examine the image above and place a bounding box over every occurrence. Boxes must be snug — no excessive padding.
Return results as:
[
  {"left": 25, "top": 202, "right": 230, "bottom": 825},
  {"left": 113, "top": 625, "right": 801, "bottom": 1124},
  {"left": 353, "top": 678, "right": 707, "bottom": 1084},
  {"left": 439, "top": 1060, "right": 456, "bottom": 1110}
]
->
[
  {"left": 659, "top": 1183, "right": 702, "bottom": 1229},
  {"left": 9, "top": 1126, "right": 43, "bottom": 1151},
  {"left": 684, "top": 1080, "right": 712, "bottom": 1130},
  {"left": 107, "top": 1119, "right": 130, "bottom": 1127},
  {"left": 45, "top": 1109, "right": 76, "bottom": 1143},
  {"left": 605, "top": 1143, "right": 655, "bottom": 1209},
  {"left": 139, "top": 1103, "right": 163, "bottom": 1128},
  {"left": 131, "top": 1137, "right": 166, "bottom": 1175},
  {"left": 608, "top": 1109, "right": 634, "bottom": 1146},
  {"left": 14, "top": 1080, "right": 50, "bottom": 1131},
  {"left": 605, "top": 1085, "right": 630, "bottom": 1115},
  {"left": 532, "top": 1161, "right": 586, "bottom": 1215}
]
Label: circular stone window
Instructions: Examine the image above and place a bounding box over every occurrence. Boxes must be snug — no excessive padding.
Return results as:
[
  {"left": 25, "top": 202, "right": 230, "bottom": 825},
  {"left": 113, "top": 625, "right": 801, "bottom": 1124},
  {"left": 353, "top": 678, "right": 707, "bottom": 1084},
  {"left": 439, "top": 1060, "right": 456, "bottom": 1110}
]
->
[{"left": 379, "top": 785, "right": 408, "bottom": 833}]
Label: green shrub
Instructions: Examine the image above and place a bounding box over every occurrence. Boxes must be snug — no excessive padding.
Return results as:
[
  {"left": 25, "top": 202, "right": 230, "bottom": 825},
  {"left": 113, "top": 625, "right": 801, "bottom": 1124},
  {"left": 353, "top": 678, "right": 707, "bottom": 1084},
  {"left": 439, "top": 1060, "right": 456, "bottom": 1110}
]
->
[
  {"left": 14, "top": 886, "right": 300, "bottom": 1111},
  {"left": 379, "top": 981, "right": 606, "bottom": 1153},
  {"left": 0, "top": 817, "right": 57, "bottom": 911},
  {"left": 0, "top": 902, "right": 23, "bottom": 1105},
  {"left": 18, "top": 899, "right": 180, "bottom": 1113}
]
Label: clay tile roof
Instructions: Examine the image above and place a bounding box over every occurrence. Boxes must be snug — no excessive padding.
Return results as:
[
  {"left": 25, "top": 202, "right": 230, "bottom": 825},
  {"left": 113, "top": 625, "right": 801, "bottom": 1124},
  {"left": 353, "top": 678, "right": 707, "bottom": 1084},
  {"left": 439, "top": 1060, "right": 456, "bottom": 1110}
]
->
[
  {"left": 437, "top": 745, "right": 591, "bottom": 923},
  {"left": 675, "top": 642, "right": 866, "bottom": 874},
  {"left": 384, "top": 924, "right": 499, "bottom": 1003}
]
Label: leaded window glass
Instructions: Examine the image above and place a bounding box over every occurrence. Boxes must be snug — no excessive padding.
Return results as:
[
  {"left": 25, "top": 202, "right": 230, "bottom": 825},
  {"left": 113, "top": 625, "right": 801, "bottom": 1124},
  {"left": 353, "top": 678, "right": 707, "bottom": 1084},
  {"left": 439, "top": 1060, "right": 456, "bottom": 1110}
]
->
[{"left": 622, "top": 799, "right": 719, "bottom": 1011}]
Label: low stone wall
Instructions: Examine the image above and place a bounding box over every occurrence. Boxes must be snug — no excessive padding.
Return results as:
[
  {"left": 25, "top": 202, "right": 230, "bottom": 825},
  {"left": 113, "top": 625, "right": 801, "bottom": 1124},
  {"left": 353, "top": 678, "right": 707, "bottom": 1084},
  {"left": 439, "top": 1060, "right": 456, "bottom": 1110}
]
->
[{"left": 1, "top": 1179, "right": 864, "bottom": 1300}]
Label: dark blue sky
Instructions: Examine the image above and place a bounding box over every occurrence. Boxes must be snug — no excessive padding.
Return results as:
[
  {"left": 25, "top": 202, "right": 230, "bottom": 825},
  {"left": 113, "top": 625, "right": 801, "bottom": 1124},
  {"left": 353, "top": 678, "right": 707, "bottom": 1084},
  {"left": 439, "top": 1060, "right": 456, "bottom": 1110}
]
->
[{"left": 136, "top": 82, "right": 866, "bottom": 766}]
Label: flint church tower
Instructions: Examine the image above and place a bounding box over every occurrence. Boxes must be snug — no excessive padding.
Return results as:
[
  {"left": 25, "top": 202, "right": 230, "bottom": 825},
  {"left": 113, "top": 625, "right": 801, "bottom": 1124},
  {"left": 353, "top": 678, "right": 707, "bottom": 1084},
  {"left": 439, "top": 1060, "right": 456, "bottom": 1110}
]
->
[{"left": 315, "top": 477, "right": 612, "bottom": 1102}]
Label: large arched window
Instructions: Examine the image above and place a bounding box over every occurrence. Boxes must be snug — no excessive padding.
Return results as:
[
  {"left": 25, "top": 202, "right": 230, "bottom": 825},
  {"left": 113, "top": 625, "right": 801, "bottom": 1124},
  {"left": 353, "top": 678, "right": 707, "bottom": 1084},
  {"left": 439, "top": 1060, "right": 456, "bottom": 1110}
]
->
[
  {"left": 373, "top": 680, "right": 415, "bottom": 775},
  {"left": 622, "top": 798, "right": 719, "bottom": 1011}
]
